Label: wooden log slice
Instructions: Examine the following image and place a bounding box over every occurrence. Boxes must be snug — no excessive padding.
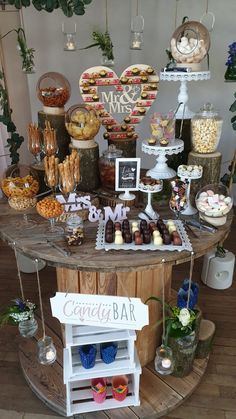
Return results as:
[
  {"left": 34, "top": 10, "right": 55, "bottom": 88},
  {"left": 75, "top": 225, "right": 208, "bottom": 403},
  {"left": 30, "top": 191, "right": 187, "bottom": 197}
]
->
[
  {"left": 195, "top": 319, "right": 216, "bottom": 359},
  {"left": 72, "top": 144, "right": 101, "bottom": 192},
  {"left": 188, "top": 151, "right": 222, "bottom": 202},
  {"left": 38, "top": 111, "right": 70, "bottom": 162}
]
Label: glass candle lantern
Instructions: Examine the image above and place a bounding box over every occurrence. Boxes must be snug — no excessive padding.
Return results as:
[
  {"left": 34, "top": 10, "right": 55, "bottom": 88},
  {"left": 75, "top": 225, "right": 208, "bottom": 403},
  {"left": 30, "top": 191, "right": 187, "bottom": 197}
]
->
[
  {"left": 62, "top": 22, "right": 77, "bottom": 51},
  {"left": 130, "top": 15, "right": 144, "bottom": 50},
  {"left": 37, "top": 336, "right": 57, "bottom": 365},
  {"left": 154, "top": 344, "right": 174, "bottom": 375}
]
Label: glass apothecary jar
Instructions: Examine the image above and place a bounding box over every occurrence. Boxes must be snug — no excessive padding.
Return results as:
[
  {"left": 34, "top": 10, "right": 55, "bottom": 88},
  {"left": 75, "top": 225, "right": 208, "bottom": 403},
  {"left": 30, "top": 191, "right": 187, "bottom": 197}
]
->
[
  {"left": 36, "top": 72, "right": 71, "bottom": 112},
  {"left": 191, "top": 103, "right": 223, "bottom": 153},
  {"left": 65, "top": 213, "right": 84, "bottom": 246},
  {"left": 99, "top": 145, "right": 123, "bottom": 190}
]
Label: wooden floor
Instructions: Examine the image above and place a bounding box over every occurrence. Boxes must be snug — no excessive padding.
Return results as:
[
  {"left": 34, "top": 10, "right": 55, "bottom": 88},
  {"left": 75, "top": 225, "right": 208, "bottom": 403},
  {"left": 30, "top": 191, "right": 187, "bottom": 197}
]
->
[{"left": 0, "top": 216, "right": 235, "bottom": 419}]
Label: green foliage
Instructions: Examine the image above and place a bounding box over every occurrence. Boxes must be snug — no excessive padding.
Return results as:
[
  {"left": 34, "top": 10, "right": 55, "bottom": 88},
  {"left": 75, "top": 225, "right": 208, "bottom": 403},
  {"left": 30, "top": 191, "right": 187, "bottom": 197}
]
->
[
  {"left": 0, "top": 71, "right": 24, "bottom": 164},
  {"left": 82, "top": 30, "right": 114, "bottom": 61},
  {"left": 145, "top": 296, "right": 197, "bottom": 345},
  {"left": 8, "top": 0, "right": 92, "bottom": 16},
  {"left": 221, "top": 93, "right": 236, "bottom": 185}
]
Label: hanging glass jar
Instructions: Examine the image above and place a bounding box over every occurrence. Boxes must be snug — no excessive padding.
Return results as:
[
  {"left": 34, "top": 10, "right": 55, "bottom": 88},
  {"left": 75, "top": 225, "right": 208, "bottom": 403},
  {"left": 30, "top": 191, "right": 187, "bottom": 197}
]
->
[
  {"left": 130, "top": 15, "right": 144, "bottom": 50},
  {"left": 154, "top": 344, "right": 174, "bottom": 375},
  {"left": 169, "top": 331, "right": 197, "bottom": 377},
  {"left": 18, "top": 313, "right": 38, "bottom": 338},
  {"left": 62, "top": 23, "right": 77, "bottom": 51},
  {"left": 37, "top": 336, "right": 57, "bottom": 365}
]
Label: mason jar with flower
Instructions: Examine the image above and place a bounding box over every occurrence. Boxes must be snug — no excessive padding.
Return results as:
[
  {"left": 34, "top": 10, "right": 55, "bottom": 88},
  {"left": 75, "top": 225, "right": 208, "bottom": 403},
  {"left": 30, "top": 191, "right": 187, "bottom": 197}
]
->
[
  {"left": 225, "top": 41, "right": 236, "bottom": 81},
  {"left": 146, "top": 296, "right": 201, "bottom": 377},
  {"left": 0, "top": 298, "right": 38, "bottom": 338}
]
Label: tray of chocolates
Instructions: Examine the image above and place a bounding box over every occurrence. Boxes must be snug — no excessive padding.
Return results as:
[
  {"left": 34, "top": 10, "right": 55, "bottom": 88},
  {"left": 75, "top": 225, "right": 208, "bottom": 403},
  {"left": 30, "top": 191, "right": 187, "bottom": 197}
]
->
[{"left": 95, "top": 218, "right": 192, "bottom": 252}]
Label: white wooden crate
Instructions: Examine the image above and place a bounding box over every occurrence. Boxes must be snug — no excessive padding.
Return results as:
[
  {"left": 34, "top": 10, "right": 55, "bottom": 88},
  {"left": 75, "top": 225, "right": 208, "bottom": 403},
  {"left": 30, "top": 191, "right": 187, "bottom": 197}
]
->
[
  {"left": 64, "top": 325, "right": 136, "bottom": 377},
  {"left": 64, "top": 349, "right": 141, "bottom": 416}
]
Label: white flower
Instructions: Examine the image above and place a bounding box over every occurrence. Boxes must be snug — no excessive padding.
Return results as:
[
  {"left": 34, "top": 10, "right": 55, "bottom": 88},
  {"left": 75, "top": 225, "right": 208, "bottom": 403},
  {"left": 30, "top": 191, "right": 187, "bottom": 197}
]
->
[{"left": 178, "top": 308, "right": 191, "bottom": 327}]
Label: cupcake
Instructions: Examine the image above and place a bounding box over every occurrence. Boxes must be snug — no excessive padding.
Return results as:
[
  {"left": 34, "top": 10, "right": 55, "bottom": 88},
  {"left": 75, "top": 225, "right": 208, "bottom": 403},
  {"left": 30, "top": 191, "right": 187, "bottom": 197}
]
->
[
  {"left": 159, "top": 138, "right": 169, "bottom": 147},
  {"left": 147, "top": 66, "right": 155, "bottom": 75},
  {"left": 141, "top": 92, "right": 148, "bottom": 99},
  {"left": 124, "top": 116, "right": 131, "bottom": 123},
  {"left": 100, "top": 70, "right": 107, "bottom": 78},
  {"left": 121, "top": 77, "right": 128, "bottom": 84},
  {"left": 148, "top": 138, "right": 157, "bottom": 145},
  {"left": 138, "top": 107, "right": 146, "bottom": 115},
  {"left": 132, "top": 67, "right": 140, "bottom": 75}
]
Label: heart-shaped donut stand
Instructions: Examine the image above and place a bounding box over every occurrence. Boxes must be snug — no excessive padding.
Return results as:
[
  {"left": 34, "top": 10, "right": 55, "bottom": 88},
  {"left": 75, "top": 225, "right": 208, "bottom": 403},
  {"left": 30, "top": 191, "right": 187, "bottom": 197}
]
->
[{"left": 79, "top": 64, "right": 159, "bottom": 142}]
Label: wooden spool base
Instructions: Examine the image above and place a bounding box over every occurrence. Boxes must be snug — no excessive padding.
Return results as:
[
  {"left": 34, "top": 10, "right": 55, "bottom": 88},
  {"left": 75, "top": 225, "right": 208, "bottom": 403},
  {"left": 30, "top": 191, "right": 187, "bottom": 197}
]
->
[{"left": 19, "top": 317, "right": 208, "bottom": 418}]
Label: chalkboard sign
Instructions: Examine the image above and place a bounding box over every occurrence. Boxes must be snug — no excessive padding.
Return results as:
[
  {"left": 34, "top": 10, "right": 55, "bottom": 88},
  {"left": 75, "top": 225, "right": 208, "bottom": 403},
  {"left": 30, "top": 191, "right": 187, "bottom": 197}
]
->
[{"left": 115, "top": 158, "right": 141, "bottom": 191}]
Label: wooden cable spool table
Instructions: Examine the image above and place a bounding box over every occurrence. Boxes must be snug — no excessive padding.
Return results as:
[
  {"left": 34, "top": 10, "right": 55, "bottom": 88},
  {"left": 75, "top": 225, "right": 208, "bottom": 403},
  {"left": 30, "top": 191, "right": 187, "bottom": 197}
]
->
[{"left": 0, "top": 199, "right": 233, "bottom": 418}]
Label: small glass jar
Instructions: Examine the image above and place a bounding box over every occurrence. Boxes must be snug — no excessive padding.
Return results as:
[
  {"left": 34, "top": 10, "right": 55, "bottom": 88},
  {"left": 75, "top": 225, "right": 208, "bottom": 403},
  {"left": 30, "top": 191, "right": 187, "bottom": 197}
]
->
[
  {"left": 191, "top": 103, "right": 223, "bottom": 153},
  {"left": 65, "top": 213, "right": 84, "bottom": 246},
  {"left": 154, "top": 345, "right": 174, "bottom": 375},
  {"left": 99, "top": 145, "right": 123, "bottom": 190},
  {"left": 18, "top": 314, "right": 38, "bottom": 338},
  {"left": 37, "top": 336, "right": 57, "bottom": 365}
]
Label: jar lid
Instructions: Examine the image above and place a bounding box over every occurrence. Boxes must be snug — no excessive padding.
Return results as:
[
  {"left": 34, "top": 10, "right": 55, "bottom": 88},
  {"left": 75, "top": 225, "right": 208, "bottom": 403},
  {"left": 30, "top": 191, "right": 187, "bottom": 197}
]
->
[
  {"left": 102, "top": 145, "right": 123, "bottom": 159},
  {"left": 66, "top": 213, "right": 83, "bottom": 227},
  {"left": 199, "top": 103, "right": 219, "bottom": 117}
]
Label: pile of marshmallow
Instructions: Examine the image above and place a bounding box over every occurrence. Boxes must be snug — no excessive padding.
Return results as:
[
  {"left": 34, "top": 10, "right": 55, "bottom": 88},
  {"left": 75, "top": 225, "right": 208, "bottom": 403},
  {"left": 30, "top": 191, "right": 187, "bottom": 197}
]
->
[
  {"left": 196, "top": 189, "right": 233, "bottom": 217},
  {"left": 171, "top": 36, "right": 207, "bottom": 64},
  {"left": 177, "top": 164, "right": 203, "bottom": 179}
]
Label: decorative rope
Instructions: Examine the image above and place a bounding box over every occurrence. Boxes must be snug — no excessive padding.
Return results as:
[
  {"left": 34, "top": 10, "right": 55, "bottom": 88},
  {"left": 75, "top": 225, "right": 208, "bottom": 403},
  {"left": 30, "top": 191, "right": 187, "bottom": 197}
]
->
[
  {"left": 187, "top": 251, "right": 195, "bottom": 309},
  {"left": 161, "top": 258, "right": 166, "bottom": 344},
  {"left": 136, "top": 0, "right": 139, "bottom": 16},
  {"left": 206, "top": 0, "right": 209, "bottom": 14},
  {"left": 174, "top": 0, "right": 179, "bottom": 29},
  {"left": 35, "top": 259, "right": 46, "bottom": 339},
  {"left": 13, "top": 243, "right": 25, "bottom": 301},
  {"left": 105, "top": 0, "right": 108, "bottom": 32}
]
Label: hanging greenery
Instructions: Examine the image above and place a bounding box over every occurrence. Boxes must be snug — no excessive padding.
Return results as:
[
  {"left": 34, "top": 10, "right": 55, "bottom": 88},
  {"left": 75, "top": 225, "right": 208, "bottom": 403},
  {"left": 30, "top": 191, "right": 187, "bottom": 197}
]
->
[
  {"left": 0, "top": 71, "right": 24, "bottom": 164},
  {"left": 81, "top": 30, "right": 114, "bottom": 61},
  {"left": 7, "top": 0, "right": 93, "bottom": 17},
  {"left": 1, "top": 28, "right": 35, "bottom": 74}
]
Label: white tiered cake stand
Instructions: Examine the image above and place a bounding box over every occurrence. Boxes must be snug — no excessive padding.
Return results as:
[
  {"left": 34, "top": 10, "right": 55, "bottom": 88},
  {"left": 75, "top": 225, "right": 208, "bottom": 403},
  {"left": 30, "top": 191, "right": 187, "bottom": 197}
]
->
[
  {"left": 138, "top": 181, "right": 163, "bottom": 220},
  {"left": 142, "top": 139, "right": 184, "bottom": 179},
  {"left": 177, "top": 166, "right": 203, "bottom": 215},
  {"left": 160, "top": 71, "right": 211, "bottom": 119}
]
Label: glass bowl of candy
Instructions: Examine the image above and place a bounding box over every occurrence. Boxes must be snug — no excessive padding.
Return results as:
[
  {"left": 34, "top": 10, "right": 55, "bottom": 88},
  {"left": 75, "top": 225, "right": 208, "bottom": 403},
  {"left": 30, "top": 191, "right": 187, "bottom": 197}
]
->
[
  {"left": 1, "top": 175, "right": 39, "bottom": 199},
  {"left": 36, "top": 196, "right": 64, "bottom": 234},
  {"left": 195, "top": 184, "right": 233, "bottom": 226},
  {"left": 150, "top": 111, "right": 175, "bottom": 146},
  {"left": 37, "top": 72, "right": 71, "bottom": 109},
  {"left": 65, "top": 104, "right": 101, "bottom": 142}
]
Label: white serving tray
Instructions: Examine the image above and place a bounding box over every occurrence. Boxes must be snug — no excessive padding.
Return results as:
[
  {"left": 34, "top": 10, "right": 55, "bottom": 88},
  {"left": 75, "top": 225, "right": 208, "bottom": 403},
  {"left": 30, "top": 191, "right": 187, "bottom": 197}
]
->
[{"left": 95, "top": 219, "right": 192, "bottom": 252}]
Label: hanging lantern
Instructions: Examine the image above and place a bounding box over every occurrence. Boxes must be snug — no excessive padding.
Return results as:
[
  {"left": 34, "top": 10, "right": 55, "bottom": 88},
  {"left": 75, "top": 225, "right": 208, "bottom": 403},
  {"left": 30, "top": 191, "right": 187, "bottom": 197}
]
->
[
  {"left": 130, "top": 14, "right": 144, "bottom": 50},
  {"left": 62, "top": 23, "right": 77, "bottom": 51},
  {"left": 154, "top": 344, "right": 174, "bottom": 375},
  {"left": 37, "top": 336, "right": 57, "bottom": 365}
]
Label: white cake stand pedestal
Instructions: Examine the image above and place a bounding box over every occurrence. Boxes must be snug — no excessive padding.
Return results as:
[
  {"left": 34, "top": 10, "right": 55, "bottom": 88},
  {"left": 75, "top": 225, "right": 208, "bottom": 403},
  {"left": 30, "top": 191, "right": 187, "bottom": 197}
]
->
[
  {"left": 142, "top": 139, "right": 184, "bottom": 180},
  {"left": 138, "top": 182, "right": 163, "bottom": 220},
  {"left": 160, "top": 71, "right": 211, "bottom": 119},
  {"left": 178, "top": 170, "right": 203, "bottom": 216}
]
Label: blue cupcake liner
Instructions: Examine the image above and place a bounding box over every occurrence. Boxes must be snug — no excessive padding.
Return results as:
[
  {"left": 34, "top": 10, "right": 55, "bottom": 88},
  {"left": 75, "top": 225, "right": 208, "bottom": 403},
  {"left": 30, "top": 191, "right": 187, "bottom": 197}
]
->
[
  {"left": 100, "top": 342, "right": 118, "bottom": 364},
  {"left": 79, "top": 344, "right": 97, "bottom": 369}
]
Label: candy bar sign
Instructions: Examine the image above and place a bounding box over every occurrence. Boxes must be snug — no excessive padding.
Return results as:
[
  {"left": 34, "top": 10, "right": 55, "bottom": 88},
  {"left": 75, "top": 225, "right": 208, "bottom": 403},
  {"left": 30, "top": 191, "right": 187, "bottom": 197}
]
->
[{"left": 50, "top": 293, "right": 149, "bottom": 330}]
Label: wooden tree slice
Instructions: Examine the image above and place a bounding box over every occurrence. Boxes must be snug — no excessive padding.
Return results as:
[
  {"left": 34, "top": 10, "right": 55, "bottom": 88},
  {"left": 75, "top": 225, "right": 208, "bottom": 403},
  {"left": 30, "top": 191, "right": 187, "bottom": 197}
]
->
[
  {"left": 38, "top": 111, "right": 71, "bottom": 162},
  {"left": 195, "top": 319, "right": 215, "bottom": 359},
  {"left": 188, "top": 151, "right": 222, "bottom": 200}
]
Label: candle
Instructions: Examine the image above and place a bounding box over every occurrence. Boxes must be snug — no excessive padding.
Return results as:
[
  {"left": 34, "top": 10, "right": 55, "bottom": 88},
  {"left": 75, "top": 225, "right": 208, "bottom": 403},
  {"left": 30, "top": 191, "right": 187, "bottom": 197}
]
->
[
  {"left": 46, "top": 349, "right": 56, "bottom": 361},
  {"left": 161, "top": 358, "right": 171, "bottom": 368},
  {"left": 132, "top": 41, "right": 141, "bottom": 49},
  {"left": 66, "top": 42, "right": 76, "bottom": 51}
]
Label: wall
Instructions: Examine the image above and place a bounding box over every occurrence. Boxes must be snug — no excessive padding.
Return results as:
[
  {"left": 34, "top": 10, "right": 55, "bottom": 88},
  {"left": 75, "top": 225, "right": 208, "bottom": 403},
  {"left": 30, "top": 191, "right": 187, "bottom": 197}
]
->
[
  {"left": 17, "top": 0, "right": 236, "bottom": 176},
  {"left": 0, "top": 7, "right": 32, "bottom": 165}
]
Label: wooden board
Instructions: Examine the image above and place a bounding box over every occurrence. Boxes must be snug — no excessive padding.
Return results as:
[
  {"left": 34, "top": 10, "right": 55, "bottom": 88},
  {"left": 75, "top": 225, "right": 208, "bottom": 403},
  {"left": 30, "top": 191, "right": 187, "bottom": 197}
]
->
[
  {"left": 19, "top": 318, "right": 208, "bottom": 418},
  {"left": 0, "top": 199, "right": 232, "bottom": 273}
]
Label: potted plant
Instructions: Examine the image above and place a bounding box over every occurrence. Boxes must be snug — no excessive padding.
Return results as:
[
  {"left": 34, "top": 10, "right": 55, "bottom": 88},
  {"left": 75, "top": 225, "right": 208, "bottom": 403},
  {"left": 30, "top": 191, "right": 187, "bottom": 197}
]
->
[
  {"left": 81, "top": 30, "right": 114, "bottom": 66},
  {"left": 0, "top": 297, "right": 38, "bottom": 338},
  {"left": 146, "top": 296, "right": 201, "bottom": 377}
]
